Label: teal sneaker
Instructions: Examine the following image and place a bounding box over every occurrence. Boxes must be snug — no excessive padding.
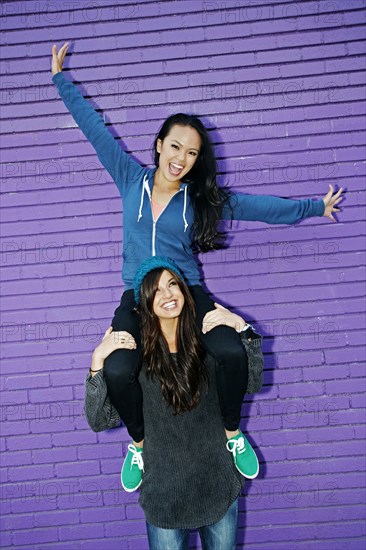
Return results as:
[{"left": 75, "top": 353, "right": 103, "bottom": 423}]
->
[
  {"left": 121, "top": 444, "right": 144, "bottom": 492},
  {"left": 226, "top": 431, "right": 259, "bottom": 479}
]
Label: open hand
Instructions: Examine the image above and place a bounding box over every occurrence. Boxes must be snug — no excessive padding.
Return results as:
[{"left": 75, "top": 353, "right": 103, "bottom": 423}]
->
[
  {"left": 51, "top": 42, "right": 69, "bottom": 75},
  {"left": 322, "top": 184, "right": 344, "bottom": 222},
  {"left": 202, "top": 303, "right": 246, "bottom": 334}
]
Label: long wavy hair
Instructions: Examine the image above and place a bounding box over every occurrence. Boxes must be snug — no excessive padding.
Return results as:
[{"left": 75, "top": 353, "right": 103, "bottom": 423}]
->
[
  {"left": 138, "top": 267, "right": 207, "bottom": 415},
  {"left": 152, "top": 113, "right": 233, "bottom": 252}
]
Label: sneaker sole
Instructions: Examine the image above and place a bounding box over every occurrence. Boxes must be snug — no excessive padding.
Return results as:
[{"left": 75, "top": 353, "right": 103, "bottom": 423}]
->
[
  {"left": 234, "top": 460, "right": 259, "bottom": 479},
  {"left": 121, "top": 477, "right": 143, "bottom": 492}
]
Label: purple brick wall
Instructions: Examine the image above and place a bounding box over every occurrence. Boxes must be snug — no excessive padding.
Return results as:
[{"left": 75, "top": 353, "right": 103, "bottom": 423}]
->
[{"left": 1, "top": 0, "right": 365, "bottom": 548}]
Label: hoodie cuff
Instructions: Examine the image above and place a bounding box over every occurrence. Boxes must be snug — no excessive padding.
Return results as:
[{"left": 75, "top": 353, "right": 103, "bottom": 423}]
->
[
  {"left": 52, "top": 71, "right": 66, "bottom": 86},
  {"left": 314, "top": 198, "right": 325, "bottom": 217}
]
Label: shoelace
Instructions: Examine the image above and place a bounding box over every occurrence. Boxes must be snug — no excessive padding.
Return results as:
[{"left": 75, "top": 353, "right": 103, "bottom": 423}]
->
[
  {"left": 128, "top": 444, "right": 144, "bottom": 472},
  {"left": 226, "top": 436, "right": 246, "bottom": 457}
]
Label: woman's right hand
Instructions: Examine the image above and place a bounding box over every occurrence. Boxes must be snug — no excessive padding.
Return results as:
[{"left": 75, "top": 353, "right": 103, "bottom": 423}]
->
[
  {"left": 51, "top": 42, "right": 69, "bottom": 75},
  {"left": 202, "top": 303, "right": 246, "bottom": 334},
  {"left": 90, "top": 327, "right": 137, "bottom": 374}
]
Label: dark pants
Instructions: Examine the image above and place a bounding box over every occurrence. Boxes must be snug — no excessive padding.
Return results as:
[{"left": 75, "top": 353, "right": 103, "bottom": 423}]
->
[{"left": 103, "top": 286, "right": 248, "bottom": 442}]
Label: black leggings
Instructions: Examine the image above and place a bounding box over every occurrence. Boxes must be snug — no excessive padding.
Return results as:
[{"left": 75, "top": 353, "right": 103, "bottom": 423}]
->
[{"left": 103, "top": 286, "right": 248, "bottom": 442}]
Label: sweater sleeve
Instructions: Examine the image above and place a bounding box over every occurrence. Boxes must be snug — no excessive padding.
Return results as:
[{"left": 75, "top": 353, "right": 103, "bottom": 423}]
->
[
  {"left": 52, "top": 72, "right": 144, "bottom": 198},
  {"left": 240, "top": 328, "right": 264, "bottom": 394},
  {"left": 221, "top": 192, "right": 325, "bottom": 224},
  {"left": 84, "top": 370, "right": 120, "bottom": 432}
]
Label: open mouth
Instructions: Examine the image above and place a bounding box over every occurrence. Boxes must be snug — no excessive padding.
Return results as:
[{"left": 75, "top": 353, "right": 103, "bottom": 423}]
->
[
  {"left": 169, "top": 163, "right": 184, "bottom": 176},
  {"left": 162, "top": 300, "right": 177, "bottom": 310}
]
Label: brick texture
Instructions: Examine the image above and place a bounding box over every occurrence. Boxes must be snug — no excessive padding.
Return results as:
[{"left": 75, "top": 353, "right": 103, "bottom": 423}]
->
[{"left": 1, "top": 0, "right": 365, "bottom": 548}]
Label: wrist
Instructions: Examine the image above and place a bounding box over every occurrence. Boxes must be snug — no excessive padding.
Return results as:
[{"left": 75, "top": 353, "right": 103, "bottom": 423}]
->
[
  {"left": 234, "top": 317, "right": 248, "bottom": 333},
  {"left": 89, "top": 367, "right": 103, "bottom": 378},
  {"left": 92, "top": 347, "right": 105, "bottom": 361},
  {"left": 238, "top": 323, "right": 251, "bottom": 333},
  {"left": 91, "top": 353, "right": 104, "bottom": 372}
]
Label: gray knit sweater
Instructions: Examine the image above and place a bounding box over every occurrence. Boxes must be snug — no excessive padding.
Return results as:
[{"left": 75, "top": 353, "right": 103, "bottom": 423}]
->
[{"left": 84, "top": 329, "right": 263, "bottom": 529}]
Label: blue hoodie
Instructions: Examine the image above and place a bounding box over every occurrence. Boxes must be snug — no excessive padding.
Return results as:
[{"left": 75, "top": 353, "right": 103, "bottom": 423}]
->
[{"left": 52, "top": 72, "right": 325, "bottom": 289}]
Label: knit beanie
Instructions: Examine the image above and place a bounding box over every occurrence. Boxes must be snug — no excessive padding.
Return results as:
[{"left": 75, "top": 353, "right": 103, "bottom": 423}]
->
[{"left": 133, "top": 256, "right": 184, "bottom": 304}]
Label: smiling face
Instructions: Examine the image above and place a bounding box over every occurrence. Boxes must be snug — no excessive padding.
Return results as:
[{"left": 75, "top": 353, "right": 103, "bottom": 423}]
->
[
  {"left": 152, "top": 269, "right": 185, "bottom": 321},
  {"left": 156, "top": 124, "right": 201, "bottom": 184}
]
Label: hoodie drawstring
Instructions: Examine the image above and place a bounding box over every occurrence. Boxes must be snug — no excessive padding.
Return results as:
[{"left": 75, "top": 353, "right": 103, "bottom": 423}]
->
[
  {"left": 137, "top": 174, "right": 151, "bottom": 223},
  {"left": 137, "top": 174, "right": 188, "bottom": 233}
]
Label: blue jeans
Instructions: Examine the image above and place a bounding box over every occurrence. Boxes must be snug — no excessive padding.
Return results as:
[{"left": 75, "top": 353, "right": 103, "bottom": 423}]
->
[{"left": 146, "top": 498, "right": 238, "bottom": 550}]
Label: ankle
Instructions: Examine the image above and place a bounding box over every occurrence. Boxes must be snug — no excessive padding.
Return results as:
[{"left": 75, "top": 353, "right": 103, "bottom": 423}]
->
[
  {"left": 133, "top": 439, "right": 144, "bottom": 449},
  {"left": 225, "top": 429, "right": 240, "bottom": 440}
]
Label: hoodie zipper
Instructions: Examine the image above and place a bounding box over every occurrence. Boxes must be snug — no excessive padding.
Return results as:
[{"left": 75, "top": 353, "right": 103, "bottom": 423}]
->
[
  {"left": 149, "top": 189, "right": 183, "bottom": 256},
  {"left": 152, "top": 218, "right": 156, "bottom": 256},
  {"left": 140, "top": 174, "right": 186, "bottom": 257}
]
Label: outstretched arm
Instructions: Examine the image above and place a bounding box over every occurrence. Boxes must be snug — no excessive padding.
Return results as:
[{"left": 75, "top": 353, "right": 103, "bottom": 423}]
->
[
  {"left": 51, "top": 43, "right": 144, "bottom": 196},
  {"left": 221, "top": 184, "right": 343, "bottom": 224},
  {"left": 84, "top": 328, "right": 136, "bottom": 432}
]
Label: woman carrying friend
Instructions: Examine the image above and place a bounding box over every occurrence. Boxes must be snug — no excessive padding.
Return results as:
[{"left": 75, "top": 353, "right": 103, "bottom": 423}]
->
[
  {"left": 85, "top": 256, "right": 264, "bottom": 550},
  {"left": 51, "top": 43, "right": 343, "bottom": 490}
]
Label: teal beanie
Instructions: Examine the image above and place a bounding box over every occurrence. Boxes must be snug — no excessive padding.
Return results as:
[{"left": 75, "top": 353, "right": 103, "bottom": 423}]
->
[{"left": 133, "top": 256, "right": 184, "bottom": 304}]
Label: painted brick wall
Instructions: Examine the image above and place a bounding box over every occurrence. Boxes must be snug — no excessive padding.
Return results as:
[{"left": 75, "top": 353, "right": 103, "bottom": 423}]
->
[{"left": 1, "top": 0, "right": 365, "bottom": 548}]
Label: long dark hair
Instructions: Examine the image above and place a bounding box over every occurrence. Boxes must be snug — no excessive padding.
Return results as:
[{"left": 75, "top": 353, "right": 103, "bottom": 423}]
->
[
  {"left": 152, "top": 113, "right": 232, "bottom": 252},
  {"left": 138, "top": 267, "right": 207, "bottom": 415}
]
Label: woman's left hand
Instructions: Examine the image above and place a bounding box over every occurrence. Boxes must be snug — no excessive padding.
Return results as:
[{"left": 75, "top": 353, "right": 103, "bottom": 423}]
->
[
  {"left": 322, "top": 184, "right": 344, "bottom": 222},
  {"left": 90, "top": 327, "right": 136, "bottom": 374},
  {"left": 94, "top": 327, "right": 137, "bottom": 360},
  {"left": 202, "top": 303, "right": 246, "bottom": 334}
]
